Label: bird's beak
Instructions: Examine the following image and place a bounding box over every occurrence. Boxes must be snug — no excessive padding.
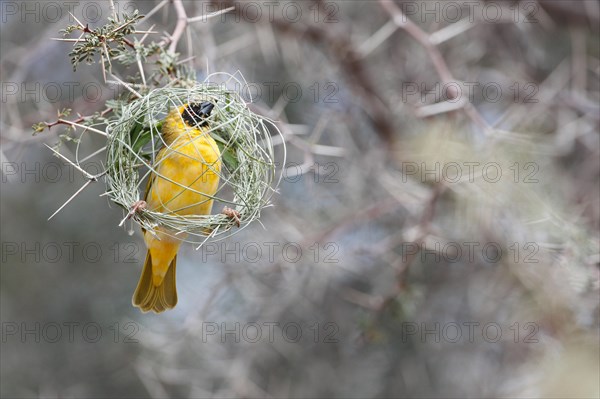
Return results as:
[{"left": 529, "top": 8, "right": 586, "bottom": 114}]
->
[{"left": 200, "top": 101, "right": 215, "bottom": 117}]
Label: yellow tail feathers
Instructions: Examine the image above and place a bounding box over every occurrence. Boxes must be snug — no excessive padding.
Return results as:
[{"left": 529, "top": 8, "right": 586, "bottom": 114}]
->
[{"left": 132, "top": 252, "right": 178, "bottom": 313}]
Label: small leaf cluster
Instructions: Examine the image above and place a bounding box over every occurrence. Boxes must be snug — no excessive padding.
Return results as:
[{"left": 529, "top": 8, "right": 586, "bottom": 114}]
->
[
  {"left": 34, "top": 9, "right": 198, "bottom": 146},
  {"left": 61, "top": 11, "right": 143, "bottom": 71}
]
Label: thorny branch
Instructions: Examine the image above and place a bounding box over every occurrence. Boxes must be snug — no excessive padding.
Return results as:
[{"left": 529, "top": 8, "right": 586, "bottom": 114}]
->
[
  {"left": 36, "top": 108, "right": 113, "bottom": 133},
  {"left": 36, "top": 2, "right": 204, "bottom": 220}
]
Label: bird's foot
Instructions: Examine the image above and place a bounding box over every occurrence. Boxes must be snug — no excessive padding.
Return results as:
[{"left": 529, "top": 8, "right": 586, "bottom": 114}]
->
[
  {"left": 127, "top": 200, "right": 147, "bottom": 219},
  {"left": 222, "top": 206, "right": 241, "bottom": 227}
]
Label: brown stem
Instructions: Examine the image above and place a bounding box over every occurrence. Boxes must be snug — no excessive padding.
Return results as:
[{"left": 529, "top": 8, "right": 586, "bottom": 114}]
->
[{"left": 44, "top": 108, "right": 112, "bottom": 130}]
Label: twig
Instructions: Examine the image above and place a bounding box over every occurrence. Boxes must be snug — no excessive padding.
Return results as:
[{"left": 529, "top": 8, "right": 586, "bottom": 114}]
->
[
  {"left": 44, "top": 143, "right": 94, "bottom": 179},
  {"left": 43, "top": 108, "right": 112, "bottom": 134},
  {"left": 414, "top": 98, "right": 468, "bottom": 118},
  {"left": 187, "top": 7, "right": 235, "bottom": 23},
  {"left": 206, "top": 0, "right": 396, "bottom": 145},
  {"left": 429, "top": 17, "right": 476, "bottom": 45},
  {"left": 372, "top": 183, "right": 446, "bottom": 319},
  {"left": 108, "top": 0, "right": 117, "bottom": 20},
  {"left": 137, "top": 55, "right": 147, "bottom": 86},
  {"left": 68, "top": 11, "right": 85, "bottom": 30},
  {"left": 358, "top": 20, "right": 398, "bottom": 58},
  {"left": 379, "top": 0, "right": 453, "bottom": 84},
  {"left": 53, "top": 120, "right": 107, "bottom": 137},
  {"left": 140, "top": 0, "right": 169, "bottom": 23},
  {"left": 47, "top": 169, "right": 108, "bottom": 221},
  {"left": 50, "top": 38, "right": 85, "bottom": 42},
  {"left": 378, "top": 0, "right": 493, "bottom": 133},
  {"left": 139, "top": 24, "right": 157, "bottom": 44},
  {"left": 168, "top": 0, "right": 188, "bottom": 53},
  {"left": 48, "top": 180, "right": 95, "bottom": 221},
  {"left": 109, "top": 74, "right": 142, "bottom": 98}
]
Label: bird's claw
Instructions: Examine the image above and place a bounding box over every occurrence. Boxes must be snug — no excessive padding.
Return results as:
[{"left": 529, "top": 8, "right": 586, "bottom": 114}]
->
[
  {"left": 222, "top": 206, "right": 241, "bottom": 227},
  {"left": 127, "top": 200, "right": 147, "bottom": 220}
]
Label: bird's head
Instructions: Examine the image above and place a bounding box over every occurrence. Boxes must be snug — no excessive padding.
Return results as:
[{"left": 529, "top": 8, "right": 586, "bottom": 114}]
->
[
  {"left": 161, "top": 101, "right": 217, "bottom": 144},
  {"left": 180, "top": 101, "right": 215, "bottom": 128}
]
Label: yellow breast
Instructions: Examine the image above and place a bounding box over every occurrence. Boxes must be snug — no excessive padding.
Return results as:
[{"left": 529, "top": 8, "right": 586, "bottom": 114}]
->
[{"left": 146, "top": 108, "right": 222, "bottom": 217}]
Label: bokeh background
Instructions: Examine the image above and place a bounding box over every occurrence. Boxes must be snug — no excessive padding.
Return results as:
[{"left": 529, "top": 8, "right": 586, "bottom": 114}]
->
[{"left": 1, "top": 1, "right": 599, "bottom": 398}]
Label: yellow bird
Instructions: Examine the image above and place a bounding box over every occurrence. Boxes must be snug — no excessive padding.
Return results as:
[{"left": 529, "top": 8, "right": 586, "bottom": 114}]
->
[{"left": 133, "top": 102, "right": 221, "bottom": 313}]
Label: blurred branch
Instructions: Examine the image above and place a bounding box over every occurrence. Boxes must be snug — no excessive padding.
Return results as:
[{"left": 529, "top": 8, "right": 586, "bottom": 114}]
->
[
  {"left": 379, "top": 0, "right": 492, "bottom": 133},
  {"left": 210, "top": 0, "right": 396, "bottom": 146},
  {"left": 272, "top": 20, "right": 396, "bottom": 144},
  {"left": 374, "top": 183, "right": 446, "bottom": 318},
  {"left": 531, "top": 0, "right": 600, "bottom": 29},
  {"left": 168, "top": 0, "right": 188, "bottom": 53},
  {"left": 379, "top": 0, "right": 453, "bottom": 85}
]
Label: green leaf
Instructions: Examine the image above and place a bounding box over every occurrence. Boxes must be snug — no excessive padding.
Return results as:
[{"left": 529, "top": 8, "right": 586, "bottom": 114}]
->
[
  {"left": 32, "top": 123, "right": 46, "bottom": 135},
  {"left": 129, "top": 120, "right": 164, "bottom": 153},
  {"left": 215, "top": 142, "right": 239, "bottom": 170},
  {"left": 131, "top": 129, "right": 152, "bottom": 153},
  {"left": 209, "top": 132, "right": 229, "bottom": 145},
  {"left": 222, "top": 148, "right": 239, "bottom": 170},
  {"left": 129, "top": 120, "right": 144, "bottom": 142}
]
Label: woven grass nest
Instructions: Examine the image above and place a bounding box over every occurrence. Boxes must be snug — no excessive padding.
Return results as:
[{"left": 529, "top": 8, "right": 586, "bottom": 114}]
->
[{"left": 104, "top": 76, "right": 283, "bottom": 245}]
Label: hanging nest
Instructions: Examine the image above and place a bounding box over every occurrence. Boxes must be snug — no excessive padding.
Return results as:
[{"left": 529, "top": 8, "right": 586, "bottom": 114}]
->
[{"left": 104, "top": 75, "right": 283, "bottom": 245}]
